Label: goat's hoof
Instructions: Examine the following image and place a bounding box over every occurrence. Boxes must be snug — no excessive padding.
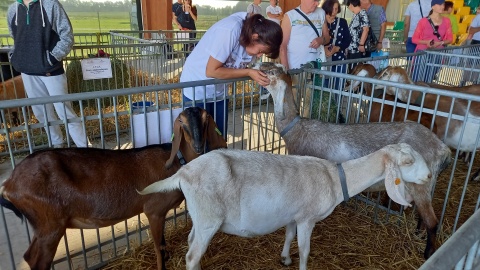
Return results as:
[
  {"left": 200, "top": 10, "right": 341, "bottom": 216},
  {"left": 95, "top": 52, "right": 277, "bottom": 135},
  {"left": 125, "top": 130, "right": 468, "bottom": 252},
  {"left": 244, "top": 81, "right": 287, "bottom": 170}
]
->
[{"left": 281, "top": 256, "right": 292, "bottom": 266}]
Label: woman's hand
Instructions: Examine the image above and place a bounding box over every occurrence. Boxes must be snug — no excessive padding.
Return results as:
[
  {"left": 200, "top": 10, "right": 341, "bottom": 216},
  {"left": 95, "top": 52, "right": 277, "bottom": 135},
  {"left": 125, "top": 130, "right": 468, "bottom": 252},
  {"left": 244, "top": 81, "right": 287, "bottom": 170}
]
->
[
  {"left": 248, "top": 69, "right": 270, "bottom": 86},
  {"left": 358, "top": 44, "right": 365, "bottom": 53},
  {"left": 309, "top": 37, "right": 321, "bottom": 49}
]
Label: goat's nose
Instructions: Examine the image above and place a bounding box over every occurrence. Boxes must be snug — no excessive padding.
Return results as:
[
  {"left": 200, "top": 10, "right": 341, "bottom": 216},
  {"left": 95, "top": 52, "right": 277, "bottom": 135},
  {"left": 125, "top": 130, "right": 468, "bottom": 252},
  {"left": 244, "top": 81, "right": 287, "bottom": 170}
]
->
[{"left": 194, "top": 145, "right": 203, "bottom": 154}]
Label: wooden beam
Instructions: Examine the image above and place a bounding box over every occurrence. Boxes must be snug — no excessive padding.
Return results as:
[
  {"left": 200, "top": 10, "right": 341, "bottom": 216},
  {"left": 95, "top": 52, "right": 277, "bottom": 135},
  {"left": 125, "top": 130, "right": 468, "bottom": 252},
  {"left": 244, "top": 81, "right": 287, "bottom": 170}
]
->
[
  {"left": 278, "top": 0, "right": 301, "bottom": 13},
  {"left": 141, "top": 0, "right": 173, "bottom": 33}
]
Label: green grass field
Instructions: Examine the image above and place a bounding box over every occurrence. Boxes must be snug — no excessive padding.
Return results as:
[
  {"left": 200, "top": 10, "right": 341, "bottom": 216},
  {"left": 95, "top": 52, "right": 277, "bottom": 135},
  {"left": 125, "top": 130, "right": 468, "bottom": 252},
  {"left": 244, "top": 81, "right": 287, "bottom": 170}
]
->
[{"left": 0, "top": 11, "right": 224, "bottom": 35}]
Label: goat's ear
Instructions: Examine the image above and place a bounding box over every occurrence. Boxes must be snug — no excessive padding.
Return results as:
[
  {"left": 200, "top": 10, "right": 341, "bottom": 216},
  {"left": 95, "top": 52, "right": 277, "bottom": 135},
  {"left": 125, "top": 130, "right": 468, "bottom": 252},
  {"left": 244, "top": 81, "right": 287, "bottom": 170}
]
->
[
  {"left": 377, "top": 65, "right": 391, "bottom": 78},
  {"left": 166, "top": 118, "right": 183, "bottom": 169},
  {"left": 206, "top": 115, "right": 227, "bottom": 150},
  {"left": 384, "top": 155, "right": 412, "bottom": 207}
]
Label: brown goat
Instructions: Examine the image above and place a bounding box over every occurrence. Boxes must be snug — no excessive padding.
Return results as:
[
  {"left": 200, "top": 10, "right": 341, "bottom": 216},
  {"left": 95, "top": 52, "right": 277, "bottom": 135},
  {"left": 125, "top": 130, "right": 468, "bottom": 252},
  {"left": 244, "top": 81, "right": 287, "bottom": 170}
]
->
[
  {"left": 0, "top": 107, "right": 227, "bottom": 270},
  {"left": 349, "top": 64, "right": 437, "bottom": 133},
  {"left": 0, "top": 75, "right": 26, "bottom": 126},
  {"left": 376, "top": 66, "right": 480, "bottom": 153}
]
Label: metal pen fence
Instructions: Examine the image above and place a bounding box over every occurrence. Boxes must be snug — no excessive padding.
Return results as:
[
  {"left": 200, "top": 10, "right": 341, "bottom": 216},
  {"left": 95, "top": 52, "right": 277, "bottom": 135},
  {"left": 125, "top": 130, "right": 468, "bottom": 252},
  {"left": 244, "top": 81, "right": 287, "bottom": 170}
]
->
[
  {"left": 298, "top": 57, "right": 480, "bottom": 268},
  {"left": 1, "top": 31, "right": 208, "bottom": 156},
  {"left": 0, "top": 75, "right": 274, "bottom": 270},
  {"left": 419, "top": 209, "right": 480, "bottom": 270}
]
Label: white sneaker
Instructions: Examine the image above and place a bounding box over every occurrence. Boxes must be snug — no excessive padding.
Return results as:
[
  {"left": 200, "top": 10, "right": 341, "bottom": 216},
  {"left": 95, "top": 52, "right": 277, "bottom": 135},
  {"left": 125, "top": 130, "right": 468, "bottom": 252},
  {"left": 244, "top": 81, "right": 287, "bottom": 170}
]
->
[{"left": 53, "top": 143, "right": 65, "bottom": 149}]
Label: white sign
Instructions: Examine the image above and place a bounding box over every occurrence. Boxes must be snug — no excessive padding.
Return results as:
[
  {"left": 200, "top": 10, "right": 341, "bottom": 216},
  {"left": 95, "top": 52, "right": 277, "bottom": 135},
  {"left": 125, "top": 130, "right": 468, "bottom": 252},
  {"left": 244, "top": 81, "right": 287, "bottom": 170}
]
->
[
  {"left": 132, "top": 108, "right": 183, "bottom": 147},
  {"left": 80, "top": 58, "right": 113, "bottom": 80}
]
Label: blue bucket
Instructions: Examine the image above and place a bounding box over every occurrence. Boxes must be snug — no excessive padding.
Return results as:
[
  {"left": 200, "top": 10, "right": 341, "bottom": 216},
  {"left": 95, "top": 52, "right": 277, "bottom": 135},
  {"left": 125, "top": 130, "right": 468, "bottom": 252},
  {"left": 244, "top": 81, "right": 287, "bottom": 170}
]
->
[{"left": 131, "top": 101, "right": 155, "bottom": 114}]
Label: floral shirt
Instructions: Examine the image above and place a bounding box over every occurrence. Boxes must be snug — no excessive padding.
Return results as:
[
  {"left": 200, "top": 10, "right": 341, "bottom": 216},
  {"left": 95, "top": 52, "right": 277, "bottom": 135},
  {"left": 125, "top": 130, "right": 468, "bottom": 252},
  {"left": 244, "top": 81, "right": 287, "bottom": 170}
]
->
[
  {"left": 347, "top": 9, "right": 369, "bottom": 54},
  {"left": 326, "top": 17, "right": 351, "bottom": 61}
]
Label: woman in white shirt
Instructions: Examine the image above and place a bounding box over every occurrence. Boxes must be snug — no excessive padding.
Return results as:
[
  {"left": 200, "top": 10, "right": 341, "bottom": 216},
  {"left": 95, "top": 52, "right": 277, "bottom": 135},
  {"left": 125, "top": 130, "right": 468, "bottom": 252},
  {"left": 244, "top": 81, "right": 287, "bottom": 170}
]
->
[
  {"left": 266, "top": 0, "right": 283, "bottom": 24},
  {"left": 181, "top": 13, "right": 282, "bottom": 136}
]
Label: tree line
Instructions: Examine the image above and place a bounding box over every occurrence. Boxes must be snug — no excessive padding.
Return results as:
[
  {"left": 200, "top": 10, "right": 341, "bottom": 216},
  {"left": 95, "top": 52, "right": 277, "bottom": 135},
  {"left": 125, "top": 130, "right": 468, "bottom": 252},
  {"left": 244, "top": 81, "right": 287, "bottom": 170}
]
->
[{"left": 0, "top": 0, "right": 254, "bottom": 15}]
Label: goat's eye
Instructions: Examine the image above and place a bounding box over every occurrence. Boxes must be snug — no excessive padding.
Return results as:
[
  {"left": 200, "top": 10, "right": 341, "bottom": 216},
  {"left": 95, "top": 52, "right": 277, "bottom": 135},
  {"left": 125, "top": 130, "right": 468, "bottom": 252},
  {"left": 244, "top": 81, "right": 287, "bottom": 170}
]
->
[{"left": 404, "top": 158, "right": 414, "bottom": 165}]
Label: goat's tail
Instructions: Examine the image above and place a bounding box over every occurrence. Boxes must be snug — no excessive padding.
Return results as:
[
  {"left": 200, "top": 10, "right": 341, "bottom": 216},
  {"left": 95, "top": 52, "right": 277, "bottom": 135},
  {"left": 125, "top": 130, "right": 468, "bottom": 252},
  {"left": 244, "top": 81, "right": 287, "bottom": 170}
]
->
[
  {"left": 137, "top": 175, "right": 181, "bottom": 196},
  {"left": 0, "top": 185, "right": 24, "bottom": 222}
]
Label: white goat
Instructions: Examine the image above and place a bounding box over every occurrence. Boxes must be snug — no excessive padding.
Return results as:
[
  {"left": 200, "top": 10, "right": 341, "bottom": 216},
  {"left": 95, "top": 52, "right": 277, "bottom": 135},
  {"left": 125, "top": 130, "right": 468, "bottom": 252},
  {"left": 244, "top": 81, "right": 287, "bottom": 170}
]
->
[
  {"left": 254, "top": 62, "right": 451, "bottom": 259},
  {"left": 138, "top": 144, "right": 431, "bottom": 270}
]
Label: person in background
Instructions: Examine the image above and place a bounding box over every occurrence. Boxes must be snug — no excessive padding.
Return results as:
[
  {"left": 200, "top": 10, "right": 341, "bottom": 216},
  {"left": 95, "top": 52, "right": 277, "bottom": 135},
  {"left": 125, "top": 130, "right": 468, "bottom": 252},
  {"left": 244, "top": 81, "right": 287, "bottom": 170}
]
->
[
  {"left": 468, "top": 6, "right": 480, "bottom": 43},
  {"left": 280, "top": 0, "right": 331, "bottom": 118},
  {"left": 7, "top": 0, "right": 90, "bottom": 148},
  {"left": 173, "top": 0, "right": 198, "bottom": 55},
  {"left": 404, "top": 0, "right": 432, "bottom": 53},
  {"left": 412, "top": 0, "right": 453, "bottom": 81},
  {"left": 346, "top": 0, "right": 370, "bottom": 65},
  {"left": 247, "top": 0, "right": 262, "bottom": 16},
  {"left": 172, "top": 0, "right": 182, "bottom": 17},
  {"left": 360, "top": 0, "right": 387, "bottom": 53},
  {"left": 266, "top": 0, "right": 283, "bottom": 24},
  {"left": 443, "top": 1, "right": 458, "bottom": 35},
  {"left": 280, "top": 0, "right": 330, "bottom": 70},
  {"left": 322, "top": 0, "right": 351, "bottom": 90},
  {"left": 181, "top": 13, "right": 282, "bottom": 136}
]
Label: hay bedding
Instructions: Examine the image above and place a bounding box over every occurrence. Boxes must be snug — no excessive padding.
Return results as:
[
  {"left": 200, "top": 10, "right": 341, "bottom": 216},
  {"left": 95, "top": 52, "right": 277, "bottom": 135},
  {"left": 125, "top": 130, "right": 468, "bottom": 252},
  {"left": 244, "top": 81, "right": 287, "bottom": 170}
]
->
[
  {"left": 104, "top": 207, "right": 424, "bottom": 270},
  {"left": 102, "top": 154, "right": 480, "bottom": 270}
]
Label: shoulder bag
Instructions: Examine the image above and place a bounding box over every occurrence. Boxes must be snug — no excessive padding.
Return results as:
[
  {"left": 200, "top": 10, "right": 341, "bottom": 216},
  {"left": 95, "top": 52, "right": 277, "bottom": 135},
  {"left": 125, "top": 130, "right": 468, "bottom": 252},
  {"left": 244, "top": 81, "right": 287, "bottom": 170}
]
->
[
  {"left": 326, "top": 17, "right": 340, "bottom": 62},
  {"left": 295, "top": 8, "right": 320, "bottom": 37},
  {"left": 364, "top": 26, "right": 378, "bottom": 52}
]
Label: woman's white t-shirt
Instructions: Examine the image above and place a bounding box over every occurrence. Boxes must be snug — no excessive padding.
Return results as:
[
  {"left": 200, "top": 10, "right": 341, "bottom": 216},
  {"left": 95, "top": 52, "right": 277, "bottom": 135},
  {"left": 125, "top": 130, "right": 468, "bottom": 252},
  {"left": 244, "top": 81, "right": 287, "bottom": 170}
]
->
[
  {"left": 285, "top": 7, "right": 326, "bottom": 69},
  {"left": 180, "top": 12, "right": 254, "bottom": 100},
  {"left": 266, "top": 5, "right": 282, "bottom": 24}
]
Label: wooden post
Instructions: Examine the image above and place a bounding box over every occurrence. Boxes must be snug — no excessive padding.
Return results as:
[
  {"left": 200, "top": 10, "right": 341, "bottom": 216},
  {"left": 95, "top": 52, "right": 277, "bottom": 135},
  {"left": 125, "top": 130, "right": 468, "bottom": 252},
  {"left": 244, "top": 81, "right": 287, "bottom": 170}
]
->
[
  {"left": 278, "top": 0, "right": 301, "bottom": 13},
  {"left": 141, "top": 0, "right": 173, "bottom": 38}
]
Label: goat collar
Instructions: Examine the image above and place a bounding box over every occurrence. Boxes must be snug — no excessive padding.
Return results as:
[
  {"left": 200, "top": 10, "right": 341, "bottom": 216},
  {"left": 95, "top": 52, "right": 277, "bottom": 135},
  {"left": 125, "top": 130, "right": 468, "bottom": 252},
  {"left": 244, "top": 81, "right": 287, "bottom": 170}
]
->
[
  {"left": 280, "top": 115, "right": 301, "bottom": 137},
  {"left": 337, "top": 163, "right": 349, "bottom": 202},
  {"left": 176, "top": 151, "right": 187, "bottom": 166}
]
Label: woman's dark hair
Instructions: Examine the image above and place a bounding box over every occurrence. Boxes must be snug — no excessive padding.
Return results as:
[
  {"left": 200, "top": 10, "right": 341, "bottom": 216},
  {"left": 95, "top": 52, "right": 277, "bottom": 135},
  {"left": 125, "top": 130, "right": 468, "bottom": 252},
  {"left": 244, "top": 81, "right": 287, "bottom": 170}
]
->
[
  {"left": 346, "top": 0, "right": 361, "bottom": 7},
  {"left": 444, "top": 1, "right": 453, "bottom": 10},
  {"left": 239, "top": 14, "right": 283, "bottom": 59},
  {"left": 322, "top": 0, "right": 341, "bottom": 15}
]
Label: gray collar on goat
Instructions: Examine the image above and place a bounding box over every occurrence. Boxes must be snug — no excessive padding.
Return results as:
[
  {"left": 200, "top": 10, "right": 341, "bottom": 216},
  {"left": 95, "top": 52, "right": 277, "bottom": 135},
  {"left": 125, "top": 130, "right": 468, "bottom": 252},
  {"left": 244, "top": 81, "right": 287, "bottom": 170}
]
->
[
  {"left": 337, "top": 163, "right": 349, "bottom": 202},
  {"left": 280, "top": 115, "right": 301, "bottom": 137},
  {"left": 177, "top": 151, "right": 187, "bottom": 165}
]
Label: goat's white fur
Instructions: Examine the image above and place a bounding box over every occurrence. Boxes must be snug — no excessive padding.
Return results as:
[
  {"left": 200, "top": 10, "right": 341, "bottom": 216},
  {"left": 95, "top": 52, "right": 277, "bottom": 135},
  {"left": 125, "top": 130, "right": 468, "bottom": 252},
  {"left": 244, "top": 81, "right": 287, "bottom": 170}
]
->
[
  {"left": 252, "top": 62, "right": 451, "bottom": 258},
  {"left": 139, "top": 144, "right": 431, "bottom": 270}
]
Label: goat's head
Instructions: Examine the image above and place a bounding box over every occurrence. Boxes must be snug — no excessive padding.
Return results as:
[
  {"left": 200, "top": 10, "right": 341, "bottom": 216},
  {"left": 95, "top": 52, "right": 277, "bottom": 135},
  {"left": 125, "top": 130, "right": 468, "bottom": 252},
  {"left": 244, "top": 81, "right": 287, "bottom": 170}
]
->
[
  {"left": 252, "top": 62, "right": 292, "bottom": 119},
  {"left": 382, "top": 143, "right": 431, "bottom": 207},
  {"left": 375, "top": 66, "right": 414, "bottom": 100},
  {"left": 165, "top": 107, "right": 227, "bottom": 169},
  {"left": 345, "top": 63, "right": 377, "bottom": 93}
]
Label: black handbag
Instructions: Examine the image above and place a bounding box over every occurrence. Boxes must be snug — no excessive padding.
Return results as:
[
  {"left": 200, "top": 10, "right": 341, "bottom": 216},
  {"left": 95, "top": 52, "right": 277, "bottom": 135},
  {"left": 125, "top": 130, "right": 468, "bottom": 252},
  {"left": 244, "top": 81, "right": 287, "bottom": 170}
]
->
[{"left": 364, "top": 27, "right": 378, "bottom": 52}]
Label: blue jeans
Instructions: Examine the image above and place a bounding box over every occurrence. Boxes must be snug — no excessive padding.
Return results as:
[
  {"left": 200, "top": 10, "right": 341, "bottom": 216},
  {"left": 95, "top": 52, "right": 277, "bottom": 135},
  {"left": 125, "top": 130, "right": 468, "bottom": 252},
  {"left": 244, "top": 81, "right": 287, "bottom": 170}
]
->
[
  {"left": 323, "top": 64, "right": 347, "bottom": 101},
  {"left": 183, "top": 95, "right": 229, "bottom": 138}
]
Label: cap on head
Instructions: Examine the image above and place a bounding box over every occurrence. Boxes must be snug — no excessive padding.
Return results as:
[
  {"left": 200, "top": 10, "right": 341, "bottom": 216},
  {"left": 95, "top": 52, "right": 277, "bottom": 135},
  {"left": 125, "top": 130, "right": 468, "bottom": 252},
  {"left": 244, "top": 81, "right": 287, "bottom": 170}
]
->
[{"left": 431, "top": 0, "right": 445, "bottom": 6}]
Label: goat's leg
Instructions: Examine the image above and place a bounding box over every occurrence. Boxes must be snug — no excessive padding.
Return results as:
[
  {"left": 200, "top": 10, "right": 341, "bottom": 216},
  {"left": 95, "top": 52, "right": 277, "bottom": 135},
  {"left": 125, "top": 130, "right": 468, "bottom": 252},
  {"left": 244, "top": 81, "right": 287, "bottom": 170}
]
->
[
  {"left": 146, "top": 213, "right": 168, "bottom": 270},
  {"left": 471, "top": 168, "right": 480, "bottom": 181},
  {"left": 185, "top": 222, "right": 221, "bottom": 270},
  {"left": 412, "top": 186, "right": 438, "bottom": 259},
  {"left": 24, "top": 228, "right": 65, "bottom": 270},
  {"left": 144, "top": 192, "right": 184, "bottom": 270},
  {"left": 280, "top": 222, "right": 296, "bottom": 266},
  {"left": 296, "top": 221, "right": 315, "bottom": 270},
  {"left": 11, "top": 111, "right": 21, "bottom": 126}
]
